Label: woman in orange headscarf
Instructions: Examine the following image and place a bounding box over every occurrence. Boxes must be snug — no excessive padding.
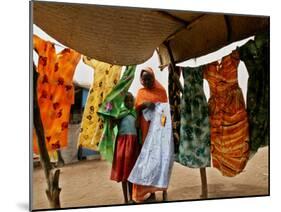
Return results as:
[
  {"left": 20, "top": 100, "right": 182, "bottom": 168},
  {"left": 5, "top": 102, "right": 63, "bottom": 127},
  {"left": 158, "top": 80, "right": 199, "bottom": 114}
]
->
[
  {"left": 135, "top": 67, "right": 168, "bottom": 142},
  {"left": 131, "top": 67, "right": 168, "bottom": 202}
]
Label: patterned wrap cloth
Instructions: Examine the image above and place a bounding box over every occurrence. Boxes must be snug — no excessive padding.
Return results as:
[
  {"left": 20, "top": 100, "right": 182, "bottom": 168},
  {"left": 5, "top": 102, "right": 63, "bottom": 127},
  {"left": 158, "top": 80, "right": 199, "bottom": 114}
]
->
[
  {"left": 78, "top": 56, "right": 121, "bottom": 151},
  {"left": 178, "top": 66, "right": 211, "bottom": 168}
]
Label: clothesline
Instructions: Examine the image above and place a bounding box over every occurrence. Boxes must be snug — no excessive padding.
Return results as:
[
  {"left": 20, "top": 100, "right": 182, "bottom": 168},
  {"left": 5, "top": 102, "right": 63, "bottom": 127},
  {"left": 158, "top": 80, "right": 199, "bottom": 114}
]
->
[
  {"left": 33, "top": 33, "right": 268, "bottom": 170},
  {"left": 53, "top": 42, "right": 65, "bottom": 49},
  {"left": 33, "top": 33, "right": 67, "bottom": 49}
]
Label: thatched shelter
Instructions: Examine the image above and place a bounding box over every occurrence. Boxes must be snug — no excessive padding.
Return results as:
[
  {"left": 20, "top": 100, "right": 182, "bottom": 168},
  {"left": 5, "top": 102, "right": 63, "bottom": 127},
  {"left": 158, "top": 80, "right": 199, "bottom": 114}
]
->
[{"left": 32, "top": 1, "right": 269, "bottom": 66}]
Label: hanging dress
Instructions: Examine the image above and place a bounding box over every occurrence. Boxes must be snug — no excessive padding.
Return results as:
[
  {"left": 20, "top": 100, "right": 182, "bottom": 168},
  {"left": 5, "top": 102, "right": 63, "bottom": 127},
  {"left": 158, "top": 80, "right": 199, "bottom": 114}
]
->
[
  {"left": 238, "top": 33, "right": 269, "bottom": 154},
  {"left": 204, "top": 50, "right": 250, "bottom": 177},
  {"left": 77, "top": 56, "right": 121, "bottom": 151},
  {"left": 33, "top": 35, "right": 81, "bottom": 153},
  {"left": 128, "top": 103, "right": 174, "bottom": 197},
  {"left": 178, "top": 66, "right": 211, "bottom": 168},
  {"left": 97, "top": 65, "right": 137, "bottom": 162},
  {"left": 96, "top": 65, "right": 139, "bottom": 181},
  {"left": 168, "top": 65, "right": 182, "bottom": 154}
]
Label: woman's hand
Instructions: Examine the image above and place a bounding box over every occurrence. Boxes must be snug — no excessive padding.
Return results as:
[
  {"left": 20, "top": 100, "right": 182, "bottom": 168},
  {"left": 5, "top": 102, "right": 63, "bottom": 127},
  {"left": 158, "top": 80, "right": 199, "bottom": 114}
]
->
[
  {"left": 143, "top": 102, "right": 155, "bottom": 110},
  {"left": 110, "top": 118, "right": 119, "bottom": 126}
]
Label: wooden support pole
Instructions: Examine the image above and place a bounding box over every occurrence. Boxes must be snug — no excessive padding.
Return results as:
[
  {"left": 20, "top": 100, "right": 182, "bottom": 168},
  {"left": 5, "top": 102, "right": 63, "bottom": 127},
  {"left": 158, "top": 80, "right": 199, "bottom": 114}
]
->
[
  {"left": 33, "top": 63, "right": 61, "bottom": 208},
  {"left": 162, "top": 190, "right": 168, "bottom": 202},
  {"left": 200, "top": 168, "right": 208, "bottom": 198},
  {"left": 56, "top": 149, "right": 65, "bottom": 167},
  {"left": 224, "top": 15, "right": 232, "bottom": 43},
  {"left": 164, "top": 41, "right": 183, "bottom": 93}
]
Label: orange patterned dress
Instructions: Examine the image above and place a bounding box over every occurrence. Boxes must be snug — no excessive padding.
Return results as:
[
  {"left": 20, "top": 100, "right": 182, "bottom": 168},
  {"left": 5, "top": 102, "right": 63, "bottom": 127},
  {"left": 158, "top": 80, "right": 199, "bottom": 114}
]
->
[
  {"left": 203, "top": 51, "right": 249, "bottom": 177},
  {"left": 33, "top": 35, "right": 81, "bottom": 154}
]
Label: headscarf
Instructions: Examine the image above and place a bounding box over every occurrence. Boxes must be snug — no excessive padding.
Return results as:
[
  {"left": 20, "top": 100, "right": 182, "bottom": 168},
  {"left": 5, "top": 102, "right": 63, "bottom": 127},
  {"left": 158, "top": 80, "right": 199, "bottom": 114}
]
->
[{"left": 135, "top": 67, "right": 168, "bottom": 110}]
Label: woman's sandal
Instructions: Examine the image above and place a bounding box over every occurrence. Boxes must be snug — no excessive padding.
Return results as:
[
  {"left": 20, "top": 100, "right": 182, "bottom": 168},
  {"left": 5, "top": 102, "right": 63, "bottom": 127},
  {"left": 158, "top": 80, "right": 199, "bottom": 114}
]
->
[
  {"left": 144, "top": 193, "right": 156, "bottom": 203},
  {"left": 128, "top": 200, "right": 136, "bottom": 204}
]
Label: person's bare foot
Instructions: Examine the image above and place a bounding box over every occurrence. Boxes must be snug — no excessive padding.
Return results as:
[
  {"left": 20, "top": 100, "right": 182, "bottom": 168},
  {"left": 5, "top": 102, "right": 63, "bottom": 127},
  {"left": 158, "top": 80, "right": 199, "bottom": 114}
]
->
[
  {"left": 56, "top": 160, "right": 65, "bottom": 168},
  {"left": 144, "top": 193, "right": 156, "bottom": 203}
]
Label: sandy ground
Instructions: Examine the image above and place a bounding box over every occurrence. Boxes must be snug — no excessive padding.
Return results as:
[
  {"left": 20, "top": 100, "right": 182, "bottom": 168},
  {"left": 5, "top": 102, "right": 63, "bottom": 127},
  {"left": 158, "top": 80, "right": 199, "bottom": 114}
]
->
[{"left": 32, "top": 147, "right": 268, "bottom": 210}]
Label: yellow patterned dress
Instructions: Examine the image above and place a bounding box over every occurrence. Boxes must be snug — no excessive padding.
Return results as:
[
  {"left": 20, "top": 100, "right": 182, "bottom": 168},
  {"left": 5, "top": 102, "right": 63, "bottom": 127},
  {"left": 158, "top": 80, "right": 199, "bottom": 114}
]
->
[
  {"left": 33, "top": 35, "right": 81, "bottom": 154},
  {"left": 78, "top": 56, "right": 122, "bottom": 150}
]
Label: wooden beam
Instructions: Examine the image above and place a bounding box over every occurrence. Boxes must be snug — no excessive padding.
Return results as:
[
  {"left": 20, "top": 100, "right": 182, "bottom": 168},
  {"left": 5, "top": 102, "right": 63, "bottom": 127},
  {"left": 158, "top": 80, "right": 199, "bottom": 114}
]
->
[
  {"left": 164, "top": 14, "right": 206, "bottom": 42},
  {"left": 33, "top": 63, "right": 61, "bottom": 209},
  {"left": 185, "top": 14, "right": 205, "bottom": 31},
  {"left": 156, "top": 11, "right": 190, "bottom": 26},
  {"left": 224, "top": 15, "right": 232, "bottom": 42},
  {"left": 156, "top": 11, "right": 190, "bottom": 43},
  {"left": 164, "top": 41, "right": 183, "bottom": 93}
]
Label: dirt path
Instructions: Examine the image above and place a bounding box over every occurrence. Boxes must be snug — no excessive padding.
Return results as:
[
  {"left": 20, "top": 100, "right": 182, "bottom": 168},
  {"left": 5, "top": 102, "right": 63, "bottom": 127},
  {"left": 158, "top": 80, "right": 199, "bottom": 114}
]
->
[{"left": 32, "top": 147, "right": 268, "bottom": 210}]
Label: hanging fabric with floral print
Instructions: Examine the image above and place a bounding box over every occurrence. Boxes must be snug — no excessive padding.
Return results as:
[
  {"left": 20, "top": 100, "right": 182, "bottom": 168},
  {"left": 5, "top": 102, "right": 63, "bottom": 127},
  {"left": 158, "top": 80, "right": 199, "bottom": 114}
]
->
[
  {"left": 97, "top": 65, "right": 137, "bottom": 162},
  {"left": 33, "top": 35, "right": 81, "bottom": 153},
  {"left": 77, "top": 56, "right": 122, "bottom": 151},
  {"left": 178, "top": 66, "right": 211, "bottom": 168},
  {"left": 238, "top": 33, "right": 269, "bottom": 155}
]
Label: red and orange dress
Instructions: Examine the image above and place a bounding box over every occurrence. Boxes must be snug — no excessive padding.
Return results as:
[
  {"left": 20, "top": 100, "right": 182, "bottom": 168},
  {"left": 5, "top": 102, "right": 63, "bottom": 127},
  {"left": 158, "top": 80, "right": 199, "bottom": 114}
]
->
[
  {"left": 203, "top": 50, "right": 249, "bottom": 177},
  {"left": 110, "top": 113, "right": 140, "bottom": 182}
]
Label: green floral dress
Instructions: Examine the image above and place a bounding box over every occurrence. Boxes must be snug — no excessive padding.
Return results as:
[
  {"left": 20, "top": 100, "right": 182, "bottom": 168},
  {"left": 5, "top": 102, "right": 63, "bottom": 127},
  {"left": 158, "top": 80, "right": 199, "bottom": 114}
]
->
[
  {"left": 97, "top": 65, "right": 137, "bottom": 162},
  {"left": 238, "top": 33, "right": 269, "bottom": 154},
  {"left": 178, "top": 66, "right": 211, "bottom": 168}
]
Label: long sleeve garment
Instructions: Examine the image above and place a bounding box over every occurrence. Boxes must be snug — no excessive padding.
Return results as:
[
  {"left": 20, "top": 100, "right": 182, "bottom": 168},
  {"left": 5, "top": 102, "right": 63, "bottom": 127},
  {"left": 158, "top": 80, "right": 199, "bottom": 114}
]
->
[{"left": 77, "top": 56, "right": 121, "bottom": 151}]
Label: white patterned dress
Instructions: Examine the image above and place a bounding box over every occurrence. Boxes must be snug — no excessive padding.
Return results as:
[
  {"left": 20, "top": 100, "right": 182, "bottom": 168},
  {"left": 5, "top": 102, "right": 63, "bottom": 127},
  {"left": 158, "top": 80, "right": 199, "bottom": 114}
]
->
[{"left": 128, "top": 103, "right": 174, "bottom": 188}]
